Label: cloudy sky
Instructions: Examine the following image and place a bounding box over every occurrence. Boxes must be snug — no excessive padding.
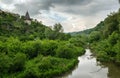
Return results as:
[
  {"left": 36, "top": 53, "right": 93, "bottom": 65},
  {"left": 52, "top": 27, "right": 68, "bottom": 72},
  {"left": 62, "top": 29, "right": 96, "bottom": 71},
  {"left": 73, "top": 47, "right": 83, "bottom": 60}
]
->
[{"left": 0, "top": 0, "right": 119, "bottom": 32}]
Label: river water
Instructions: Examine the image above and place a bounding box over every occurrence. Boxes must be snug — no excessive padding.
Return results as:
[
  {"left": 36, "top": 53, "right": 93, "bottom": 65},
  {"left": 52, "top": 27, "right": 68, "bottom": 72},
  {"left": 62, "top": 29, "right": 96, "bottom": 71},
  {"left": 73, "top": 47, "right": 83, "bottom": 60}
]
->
[{"left": 61, "top": 49, "right": 120, "bottom": 78}]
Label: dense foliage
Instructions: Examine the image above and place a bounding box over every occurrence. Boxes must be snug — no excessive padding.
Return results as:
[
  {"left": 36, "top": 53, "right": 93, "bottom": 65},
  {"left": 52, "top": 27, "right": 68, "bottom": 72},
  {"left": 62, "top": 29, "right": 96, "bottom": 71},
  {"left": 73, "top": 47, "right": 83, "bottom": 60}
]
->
[
  {"left": 0, "top": 39, "right": 85, "bottom": 78},
  {"left": 0, "top": 10, "right": 71, "bottom": 40},
  {"left": 0, "top": 10, "right": 85, "bottom": 78},
  {"left": 88, "top": 10, "right": 120, "bottom": 65}
]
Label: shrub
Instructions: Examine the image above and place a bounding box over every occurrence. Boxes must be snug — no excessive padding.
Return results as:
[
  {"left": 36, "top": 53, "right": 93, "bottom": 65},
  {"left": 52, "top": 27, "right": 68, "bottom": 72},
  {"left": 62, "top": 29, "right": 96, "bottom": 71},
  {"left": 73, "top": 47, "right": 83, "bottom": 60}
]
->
[
  {"left": 22, "top": 40, "right": 42, "bottom": 58},
  {"left": 38, "top": 57, "right": 53, "bottom": 71},
  {"left": 41, "top": 40, "right": 58, "bottom": 56},
  {"left": 56, "top": 45, "right": 74, "bottom": 59},
  {"left": 5, "top": 37, "right": 22, "bottom": 54},
  {"left": 9, "top": 53, "right": 26, "bottom": 73},
  {"left": 0, "top": 54, "right": 12, "bottom": 74}
]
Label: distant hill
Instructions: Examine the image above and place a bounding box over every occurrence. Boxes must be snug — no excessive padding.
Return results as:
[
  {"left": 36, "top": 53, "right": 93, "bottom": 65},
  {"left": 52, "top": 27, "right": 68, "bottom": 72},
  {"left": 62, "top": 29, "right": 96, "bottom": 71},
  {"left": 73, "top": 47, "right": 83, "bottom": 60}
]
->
[{"left": 70, "top": 21, "right": 104, "bottom": 35}]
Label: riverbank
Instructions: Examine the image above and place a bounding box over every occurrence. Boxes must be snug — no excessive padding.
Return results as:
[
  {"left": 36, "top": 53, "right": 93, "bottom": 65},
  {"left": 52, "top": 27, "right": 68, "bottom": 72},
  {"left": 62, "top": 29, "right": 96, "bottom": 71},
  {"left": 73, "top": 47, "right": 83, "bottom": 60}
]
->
[
  {"left": 60, "top": 49, "right": 120, "bottom": 78},
  {"left": 90, "top": 41, "right": 120, "bottom": 66}
]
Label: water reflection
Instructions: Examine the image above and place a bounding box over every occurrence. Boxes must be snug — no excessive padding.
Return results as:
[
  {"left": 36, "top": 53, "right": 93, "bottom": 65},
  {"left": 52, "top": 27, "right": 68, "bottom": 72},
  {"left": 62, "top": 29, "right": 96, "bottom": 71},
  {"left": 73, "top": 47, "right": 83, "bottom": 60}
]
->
[
  {"left": 61, "top": 49, "right": 108, "bottom": 78},
  {"left": 60, "top": 49, "right": 120, "bottom": 78}
]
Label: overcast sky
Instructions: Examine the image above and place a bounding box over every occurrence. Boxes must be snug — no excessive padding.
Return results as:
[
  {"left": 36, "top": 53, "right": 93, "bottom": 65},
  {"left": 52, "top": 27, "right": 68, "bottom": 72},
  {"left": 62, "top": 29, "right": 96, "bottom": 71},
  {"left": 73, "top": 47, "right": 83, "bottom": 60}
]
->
[{"left": 0, "top": 0, "right": 119, "bottom": 32}]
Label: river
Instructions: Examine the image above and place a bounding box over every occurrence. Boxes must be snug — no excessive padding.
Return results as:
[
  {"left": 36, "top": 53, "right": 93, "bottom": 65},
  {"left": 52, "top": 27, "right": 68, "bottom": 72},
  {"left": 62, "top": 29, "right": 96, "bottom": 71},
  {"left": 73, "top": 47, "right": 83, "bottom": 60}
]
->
[{"left": 61, "top": 49, "right": 120, "bottom": 78}]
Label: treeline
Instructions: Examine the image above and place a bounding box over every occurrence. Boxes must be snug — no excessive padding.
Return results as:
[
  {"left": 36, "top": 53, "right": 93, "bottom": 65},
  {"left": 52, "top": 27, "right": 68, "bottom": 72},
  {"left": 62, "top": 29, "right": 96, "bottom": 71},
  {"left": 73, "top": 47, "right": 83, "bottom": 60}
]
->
[
  {"left": 88, "top": 10, "right": 120, "bottom": 65},
  {"left": 0, "top": 10, "right": 85, "bottom": 78},
  {"left": 0, "top": 10, "right": 71, "bottom": 40}
]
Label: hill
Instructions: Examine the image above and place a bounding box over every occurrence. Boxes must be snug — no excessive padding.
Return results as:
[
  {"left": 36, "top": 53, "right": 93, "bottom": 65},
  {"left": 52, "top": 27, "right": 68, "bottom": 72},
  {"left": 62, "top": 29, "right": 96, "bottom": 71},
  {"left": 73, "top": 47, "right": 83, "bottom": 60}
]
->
[
  {"left": 70, "top": 21, "right": 104, "bottom": 35},
  {"left": 71, "top": 10, "right": 120, "bottom": 65},
  {"left": 0, "top": 10, "right": 85, "bottom": 78},
  {"left": 0, "top": 10, "right": 71, "bottom": 40},
  {"left": 88, "top": 11, "right": 120, "bottom": 64}
]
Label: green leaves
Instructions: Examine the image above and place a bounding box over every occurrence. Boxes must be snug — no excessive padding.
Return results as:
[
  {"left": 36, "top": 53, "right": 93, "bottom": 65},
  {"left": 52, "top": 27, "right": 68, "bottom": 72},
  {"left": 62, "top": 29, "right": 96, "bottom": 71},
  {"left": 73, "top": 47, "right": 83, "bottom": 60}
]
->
[
  {"left": 53, "top": 23, "right": 63, "bottom": 33},
  {"left": 9, "top": 53, "right": 26, "bottom": 73},
  {"left": 0, "top": 10, "right": 85, "bottom": 78},
  {"left": 56, "top": 45, "right": 73, "bottom": 59},
  {"left": 0, "top": 54, "right": 12, "bottom": 74},
  {"left": 88, "top": 10, "right": 120, "bottom": 64},
  {"left": 0, "top": 11, "right": 70, "bottom": 41},
  {"left": 89, "top": 31, "right": 101, "bottom": 43}
]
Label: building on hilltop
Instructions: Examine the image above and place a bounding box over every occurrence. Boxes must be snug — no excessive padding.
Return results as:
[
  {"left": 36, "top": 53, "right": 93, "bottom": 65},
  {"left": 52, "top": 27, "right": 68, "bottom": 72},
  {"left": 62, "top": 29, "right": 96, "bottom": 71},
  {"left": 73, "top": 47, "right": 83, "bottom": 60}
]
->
[{"left": 24, "top": 11, "right": 31, "bottom": 25}]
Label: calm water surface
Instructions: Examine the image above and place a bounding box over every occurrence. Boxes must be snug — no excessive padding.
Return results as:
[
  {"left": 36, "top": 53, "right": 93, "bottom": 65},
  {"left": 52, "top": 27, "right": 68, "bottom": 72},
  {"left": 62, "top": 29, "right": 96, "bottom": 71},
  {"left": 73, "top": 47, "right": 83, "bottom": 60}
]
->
[{"left": 61, "top": 49, "right": 120, "bottom": 78}]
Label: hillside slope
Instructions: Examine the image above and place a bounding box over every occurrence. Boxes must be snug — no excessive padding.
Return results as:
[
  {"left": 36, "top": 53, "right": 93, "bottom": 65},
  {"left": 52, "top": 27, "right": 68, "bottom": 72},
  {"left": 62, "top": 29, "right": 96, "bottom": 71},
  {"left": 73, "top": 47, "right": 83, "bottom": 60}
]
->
[
  {"left": 0, "top": 10, "right": 85, "bottom": 78},
  {"left": 88, "top": 10, "right": 120, "bottom": 64},
  {"left": 0, "top": 10, "right": 71, "bottom": 40}
]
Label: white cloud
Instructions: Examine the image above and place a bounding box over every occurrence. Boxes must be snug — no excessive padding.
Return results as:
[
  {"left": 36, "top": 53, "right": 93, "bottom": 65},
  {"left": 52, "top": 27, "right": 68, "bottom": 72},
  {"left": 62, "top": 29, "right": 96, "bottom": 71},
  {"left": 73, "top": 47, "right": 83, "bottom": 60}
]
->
[{"left": 0, "top": 1, "right": 15, "bottom": 11}]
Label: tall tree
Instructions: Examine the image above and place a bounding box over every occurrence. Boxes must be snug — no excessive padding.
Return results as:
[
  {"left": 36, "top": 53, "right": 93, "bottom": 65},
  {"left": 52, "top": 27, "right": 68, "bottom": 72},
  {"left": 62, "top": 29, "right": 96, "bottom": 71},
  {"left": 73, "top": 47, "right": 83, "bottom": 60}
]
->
[{"left": 53, "top": 23, "right": 63, "bottom": 33}]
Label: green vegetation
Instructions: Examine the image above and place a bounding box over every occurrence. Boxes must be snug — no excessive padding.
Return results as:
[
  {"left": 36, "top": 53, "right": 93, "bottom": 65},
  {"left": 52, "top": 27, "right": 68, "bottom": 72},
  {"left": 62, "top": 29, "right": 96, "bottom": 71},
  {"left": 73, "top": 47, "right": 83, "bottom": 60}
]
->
[
  {"left": 0, "top": 11, "right": 71, "bottom": 40},
  {"left": 71, "top": 10, "right": 120, "bottom": 66},
  {"left": 0, "top": 10, "right": 85, "bottom": 78},
  {"left": 87, "top": 10, "right": 120, "bottom": 65},
  {"left": 0, "top": 39, "right": 84, "bottom": 78}
]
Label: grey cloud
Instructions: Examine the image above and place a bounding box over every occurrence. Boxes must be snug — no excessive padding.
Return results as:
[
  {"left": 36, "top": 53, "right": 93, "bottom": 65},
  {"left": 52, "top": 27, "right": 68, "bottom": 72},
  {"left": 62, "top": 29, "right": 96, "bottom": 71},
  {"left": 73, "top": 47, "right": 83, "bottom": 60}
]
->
[
  {"left": 13, "top": 0, "right": 93, "bottom": 16},
  {"left": 53, "top": 0, "right": 118, "bottom": 16},
  {"left": 14, "top": 3, "right": 40, "bottom": 16},
  {"left": 52, "top": 0, "right": 92, "bottom": 5},
  {"left": 13, "top": 0, "right": 118, "bottom": 17},
  {"left": 0, "top": 0, "right": 119, "bottom": 16},
  {"left": 0, "top": 0, "right": 13, "bottom": 4},
  {"left": 14, "top": 0, "right": 54, "bottom": 16},
  {"left": 1, "top": 0, "right": 13, "bottom": 4}
]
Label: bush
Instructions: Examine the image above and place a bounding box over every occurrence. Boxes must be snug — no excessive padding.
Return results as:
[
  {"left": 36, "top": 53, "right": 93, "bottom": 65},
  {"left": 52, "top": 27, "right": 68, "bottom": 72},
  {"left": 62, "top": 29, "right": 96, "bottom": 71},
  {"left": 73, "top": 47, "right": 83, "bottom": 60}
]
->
[
  {"left": 56, "top": 45, "right": 74, "bottom": 59},
  {"left": 41, "top": 40, "right": 58, "bottom": 56},
  {"left": 113, "top": 41, "right": 120, "bottom": 64},
  {"left": 9, "top": 53, "right": 26, "bottom": 73},
  {"left": 22, "top": 40, "right": 42, "bottom": 58},
  {"left": 0, "top": 41, "right": 6, "bottom": 53},
  {"left": 0, "top": 54, "right": 12, "bottom": 74},
  {"left": 5, "top": 37, "right": 22, "bottom": 54},
  {"left": 38, "top": 57, "right": 53, "bottom": 71},
  {"left": 69, "top": 37, "right": 84, "bottom": 47},
  {"left": 23, "top": 68, "right": 39, "bottom": 78}
]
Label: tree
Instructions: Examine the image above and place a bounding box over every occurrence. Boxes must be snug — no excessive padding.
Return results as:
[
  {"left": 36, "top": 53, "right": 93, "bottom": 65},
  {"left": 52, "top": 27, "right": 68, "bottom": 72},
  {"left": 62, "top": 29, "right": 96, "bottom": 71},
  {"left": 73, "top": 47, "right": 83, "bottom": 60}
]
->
[
  {"left": 45, "top": 27, "right": 54, "bottom": 39},
  {"left": 89, "top": 31, "right": 101, "bottom": 43},
  {"left": 53, "top": 23, "right": 63, "bottom": 32},
  {"left": 108, "top": 32, "right": 119, "bottom": 45}
]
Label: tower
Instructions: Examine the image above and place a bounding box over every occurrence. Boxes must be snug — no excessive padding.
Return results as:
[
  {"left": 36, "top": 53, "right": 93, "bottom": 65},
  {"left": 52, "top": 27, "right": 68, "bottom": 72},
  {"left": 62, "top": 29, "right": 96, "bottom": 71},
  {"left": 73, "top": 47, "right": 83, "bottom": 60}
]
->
[
  {"left": 24, "top": 11, "right": 31, "bottom": 25},
  {"left": 25, "top": 11, "right": 31, "bottom": 20}
]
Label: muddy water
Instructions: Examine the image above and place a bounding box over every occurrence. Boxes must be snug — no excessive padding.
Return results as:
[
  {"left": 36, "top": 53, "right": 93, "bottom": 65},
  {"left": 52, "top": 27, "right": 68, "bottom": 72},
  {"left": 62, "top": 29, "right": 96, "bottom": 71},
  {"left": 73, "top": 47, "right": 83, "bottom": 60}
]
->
[{"left": 61, "top": 49, "right": 120, "bottom": 78}]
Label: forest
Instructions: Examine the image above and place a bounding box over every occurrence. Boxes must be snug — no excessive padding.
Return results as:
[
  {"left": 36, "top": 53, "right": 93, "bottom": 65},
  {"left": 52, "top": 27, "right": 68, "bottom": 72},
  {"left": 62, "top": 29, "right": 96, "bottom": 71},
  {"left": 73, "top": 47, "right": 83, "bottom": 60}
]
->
[{"left": 0, "top": 10, "right": 85, "bottom": 78}]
